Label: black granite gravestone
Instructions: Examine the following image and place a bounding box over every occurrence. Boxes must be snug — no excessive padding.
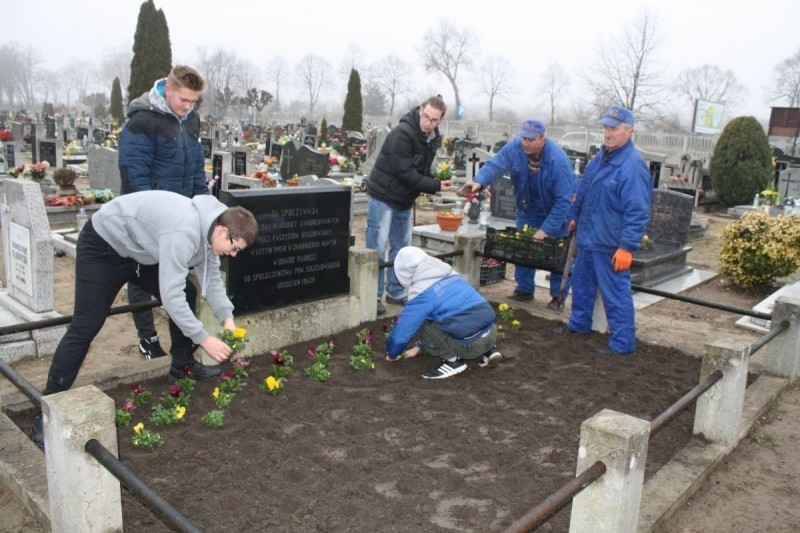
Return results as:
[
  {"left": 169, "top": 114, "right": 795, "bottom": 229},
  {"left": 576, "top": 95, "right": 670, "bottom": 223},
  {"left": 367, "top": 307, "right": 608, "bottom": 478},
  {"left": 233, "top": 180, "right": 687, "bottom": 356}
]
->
[
  {"left": 280, "top": 141, "right": 298, "bottom": 178},
  {"left": 454, "top": 139, "right": 481, "bottom": 170},
  {"left": 269, "top": 142, "right": 283, "bottom": 160},
  {"left": 45, "top": 117, "right": 56, "bottom": 139},
  {"left": 295, "top": 145, "right": 330, "bottom": 177},
  {"left": 220, "top": 187, "right": 352, "bottom": 313},
  {"left": 92, "top": 128, "right": 109, "bottom": 145},
  {"left": 631, "top": 189, "right": 694, "bottom": 286},
  {"left": 39, "top": 140, "right": 57, "bottom": 166},
  {"left": 489, "top": 175, "right": 516, "bottom": 221},
  {"left": 303, "top": 135, "right": 317, "bottom": 149},
  {"left": 76, "top": 126, "right": 89, "bottom": 141},
  {"left": 5, "top": 144, "right": 16, "bottom": 169},
  {"left": 29, "top": 124, "right": 37, "bottom": 164},
  {"left": 232, "top": 150, "right": 247, "bottom": 176},
  {"left": 211, "top": 154, "right": 223, "bottom": 198},
  {"left": 200, "top": 137, "right": 212, "bottom": 159}
]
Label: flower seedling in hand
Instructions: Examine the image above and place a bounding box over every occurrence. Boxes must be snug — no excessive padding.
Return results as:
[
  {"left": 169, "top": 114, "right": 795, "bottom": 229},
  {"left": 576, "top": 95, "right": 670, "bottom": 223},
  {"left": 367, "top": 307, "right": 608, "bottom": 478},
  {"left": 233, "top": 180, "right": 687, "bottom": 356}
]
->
[{"left": 218, "top": 327, "right": 248, "bottom": 353}]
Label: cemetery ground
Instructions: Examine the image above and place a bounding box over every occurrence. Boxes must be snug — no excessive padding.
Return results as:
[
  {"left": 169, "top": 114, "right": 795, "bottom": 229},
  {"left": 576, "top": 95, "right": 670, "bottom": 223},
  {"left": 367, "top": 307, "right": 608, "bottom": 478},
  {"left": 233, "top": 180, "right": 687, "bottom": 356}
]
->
[{"left": 1, "top": 207, "right": 800, "bottom": 531}]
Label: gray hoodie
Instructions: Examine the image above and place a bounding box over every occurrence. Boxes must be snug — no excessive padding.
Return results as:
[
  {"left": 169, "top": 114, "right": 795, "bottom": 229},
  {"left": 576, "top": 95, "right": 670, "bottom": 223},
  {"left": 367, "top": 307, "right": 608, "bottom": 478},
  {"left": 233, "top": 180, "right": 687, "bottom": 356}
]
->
[{"left": 91, "top": 191, "right": 234, "bottom": 344}]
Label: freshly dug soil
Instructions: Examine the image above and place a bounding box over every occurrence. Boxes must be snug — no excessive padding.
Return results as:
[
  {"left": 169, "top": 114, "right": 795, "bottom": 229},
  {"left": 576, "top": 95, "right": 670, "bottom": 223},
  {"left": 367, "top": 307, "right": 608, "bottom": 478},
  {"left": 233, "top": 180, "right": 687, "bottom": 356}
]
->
[{"left": 11, "top": 307, "right": 702, "bottom": 532}]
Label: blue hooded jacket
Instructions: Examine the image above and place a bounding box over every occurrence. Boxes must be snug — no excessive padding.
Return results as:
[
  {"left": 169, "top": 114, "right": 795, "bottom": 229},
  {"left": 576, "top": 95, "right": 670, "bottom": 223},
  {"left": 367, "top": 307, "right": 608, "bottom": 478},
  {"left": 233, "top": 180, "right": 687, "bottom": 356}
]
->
[
  {"left": 574, "top": 139, "right": 652, "bottom": 253},
  {"left": 474, "top": 137, "right": 574, "bottom": 237},
  {"left": 118, "top": 79, "right": 208, "bottom": 198}
]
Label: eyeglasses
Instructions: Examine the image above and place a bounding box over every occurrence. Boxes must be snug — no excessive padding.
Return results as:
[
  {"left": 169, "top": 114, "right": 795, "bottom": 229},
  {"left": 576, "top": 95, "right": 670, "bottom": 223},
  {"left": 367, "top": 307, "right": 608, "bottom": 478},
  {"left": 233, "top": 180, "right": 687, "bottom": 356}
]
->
[
  {"left": 420, "top": 110, "right": 442, "bottom": 126},
  {"left": 229, "top": 235, "right": 240, "bottom": 254}
]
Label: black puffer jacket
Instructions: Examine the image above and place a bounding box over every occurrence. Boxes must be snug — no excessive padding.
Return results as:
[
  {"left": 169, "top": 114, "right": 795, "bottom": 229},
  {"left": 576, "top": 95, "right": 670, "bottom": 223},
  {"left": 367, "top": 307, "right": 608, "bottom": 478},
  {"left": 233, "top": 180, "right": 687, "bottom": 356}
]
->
[{"left": 366, "top": 107, "right": 442, "bottom": 210}]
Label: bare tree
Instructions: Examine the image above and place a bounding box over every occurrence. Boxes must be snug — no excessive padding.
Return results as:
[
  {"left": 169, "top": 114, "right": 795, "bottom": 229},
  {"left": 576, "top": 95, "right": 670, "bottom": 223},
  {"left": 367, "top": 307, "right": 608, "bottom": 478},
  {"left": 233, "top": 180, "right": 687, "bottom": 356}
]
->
[
  {"left": 0, "top": 43, "right": 21, "bottom": 107},
  {"left": 418, "top": 19, "right": 479, "bottom": 120},
  {"left": 1, "top": 42, "right": 42, "bottom": 108},
  {"left": 675, "top": 65, "right": 747, "bottom": 111},
  {"left": 99, "top": 44, "right": 133, "bottom": 100},
  {"left": 235, "top": 59, "right": 261, "bottom": 98},
  {"left": 36, "top": 68, "right": 60, "bottom": 107},
  {"left": 195, "top": 46, "right": 240, "bottom": 117},
  {"left": 369, "top": 55, "right": 412, "bottom": 117},
  {"left": 264, "top": 55, "right": 290, "bottom": 112},
  {"left": 478, "top": 56, "right": 515, "bottom": 122},
  {"left": 582, "top": 10, "right": 666, "bottom": 121},
  {"left": 294, "top": 54, "right": 331, "bottom": 114},
  {"left": 768, "top": 47, "right": 800, "bottom": 108},
  {"left": 339, "top": 44, "right": 365, "bottom": 81},
  {"left": 538, "top": 62, "right": 570, "bottom": 125},
  {"left": 61, "top": 59, "right": 95, "bottom": 107}
]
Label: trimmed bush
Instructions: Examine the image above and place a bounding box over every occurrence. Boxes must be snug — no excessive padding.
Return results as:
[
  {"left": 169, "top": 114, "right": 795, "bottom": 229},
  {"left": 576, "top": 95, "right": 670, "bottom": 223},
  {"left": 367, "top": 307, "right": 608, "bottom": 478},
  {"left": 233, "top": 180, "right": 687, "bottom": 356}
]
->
[
  {"left": 709, "top": 116, "right": 773, "bottom": 207},
  {"left": 719, "top": 212, "right": 800, "bottom": 289}
]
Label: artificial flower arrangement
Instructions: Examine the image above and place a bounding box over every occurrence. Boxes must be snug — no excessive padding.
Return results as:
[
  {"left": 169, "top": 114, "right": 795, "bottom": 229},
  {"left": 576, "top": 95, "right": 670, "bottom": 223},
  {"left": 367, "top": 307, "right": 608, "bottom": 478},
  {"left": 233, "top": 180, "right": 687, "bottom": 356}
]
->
[
  {"left": 432, "top": 161, "right": 453, "bottom": 181},
  {"left": 250, "top": 164, "right": 277, "bottom": 187},
  {"left": 8, "top": 161, "right": 50, "bottom": 181},
  {"left": 442, "top": 136, "right": 454, "bottom": 149},
  {"left": 464, "top": 185, "right": 491, "bottom": 204},
  {"left": 0, "top": 129, "right": 13, "bottom": 142},
  {"left": 759, "top": 189, "right": 780, "bottom": 206}
]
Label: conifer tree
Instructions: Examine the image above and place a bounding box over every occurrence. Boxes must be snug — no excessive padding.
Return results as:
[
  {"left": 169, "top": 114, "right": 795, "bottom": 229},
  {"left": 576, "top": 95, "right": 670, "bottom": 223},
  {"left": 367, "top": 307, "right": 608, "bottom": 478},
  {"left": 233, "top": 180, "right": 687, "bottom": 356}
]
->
[
  {"left": 127, "top": 0, "right": 173, "bottom": 102},
  {"left": 709, "top": 116, "right": 773, "bottom": 206},
  {"left": 341, "top": 69, "right": 363, "bottom": 133},
  {"left": 110, "top": 77, "right": 125, "bottom": 126}
]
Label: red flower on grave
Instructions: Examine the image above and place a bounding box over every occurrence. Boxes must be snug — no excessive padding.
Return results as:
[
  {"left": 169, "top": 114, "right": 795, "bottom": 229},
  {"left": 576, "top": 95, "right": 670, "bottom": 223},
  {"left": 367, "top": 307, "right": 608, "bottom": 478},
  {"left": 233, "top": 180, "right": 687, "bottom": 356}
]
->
[
  {"left": 120, "top": 399, "right": 137, "bottom": 413},
  {"left": 307, "top": 345, "right": 317, "bottom": 357},
  {"left": 219, "top": 370, "right": 236, "bottom": 382},
  {"left": 131, "top": 383, "right": 145, "bottom": 395},
  {"left": 270, "top": 349, "right": 285, "bottom": 365},
  {"left": 169, "top": 384, "right": 182, "bottom": 397}
]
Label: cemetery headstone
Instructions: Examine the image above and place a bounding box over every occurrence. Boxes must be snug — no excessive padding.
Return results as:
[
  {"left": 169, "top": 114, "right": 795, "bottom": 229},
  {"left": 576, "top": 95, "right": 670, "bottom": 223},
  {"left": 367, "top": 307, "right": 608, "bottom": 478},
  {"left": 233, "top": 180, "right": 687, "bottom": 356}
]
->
[
  {"left": 200, "top": 137, "right": 213, "bottom": 159},
  {"left": 467, "top": 148, "right": 492, "bottom": 182},
  {"left": 295, "top": 145, "right": 330, "bottom": 177},
  {"left": 489, "top": 175, "right": 516, "bottom": 222},
  {"left": 38, "top": 140, "right": 59, "bottom": 167},
  {"left": 76, "top": 126, "right": 89, "bottom": 141},
  {"left": 211, "top": 151, "right": 231, "bottom": 198},
  {"left": 5, "top": 142, "right": 20, "bottom": 172},
  {"left": 87, "top": 145, "right": 121, "bottom": 191},
  {"left": 11, "top": 122, "right": 23, "bottom": 144},
  {"left": 453, "top": 139, "right": 481, "bottom": 171},
  {"left": 778, "top": 168, "right": 800, "bottom": 200},
  {"left": 232, "top": 148, "right": 248, "bottom": 176},
  {"left": 92, "top": 128, "right": 109, "bottom": 145},
  {"left": 45, "top": 116, "right": 56, "bottom": 139},
  {"left": 1, "top": 179, "right": 54, "bottom": 312},
  {"left": 269, "top": 142, "right": 283, "bottom": 160},
  {"left": 29, "top": 124, "right": 37, "bottom": 164},
  {"left": 219, "top": 187, "right": 352, "bottom": 312},
  {"left": 303, "top": 135, "right": 317, "bottom": 149},
  {"left": 279, "top": 141, "right": 299, "bottom": 178}
]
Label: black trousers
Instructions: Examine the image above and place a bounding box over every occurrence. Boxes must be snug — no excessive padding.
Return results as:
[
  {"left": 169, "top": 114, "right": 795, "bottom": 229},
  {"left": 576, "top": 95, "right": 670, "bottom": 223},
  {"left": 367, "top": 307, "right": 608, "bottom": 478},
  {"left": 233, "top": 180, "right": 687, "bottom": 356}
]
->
[{"left": 44, "top": 220, "right": 197, "bottom": 395}]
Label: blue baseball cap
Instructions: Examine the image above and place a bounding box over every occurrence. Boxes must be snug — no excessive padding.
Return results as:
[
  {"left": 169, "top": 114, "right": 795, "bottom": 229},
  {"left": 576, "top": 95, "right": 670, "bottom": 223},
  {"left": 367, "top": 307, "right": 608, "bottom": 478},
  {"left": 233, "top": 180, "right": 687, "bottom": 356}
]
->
[
  {"left": 517, "top": 119, "right": 546, "bottom": 139},
  {"left": 598, "top": 105, "right": 635, "bottom": 127}
]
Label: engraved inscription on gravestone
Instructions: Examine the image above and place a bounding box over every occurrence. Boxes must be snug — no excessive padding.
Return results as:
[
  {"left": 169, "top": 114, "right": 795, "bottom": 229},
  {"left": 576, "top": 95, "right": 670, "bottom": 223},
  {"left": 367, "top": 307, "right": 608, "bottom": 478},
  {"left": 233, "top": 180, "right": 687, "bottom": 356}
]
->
[
  {"left": 279, "top": 141, "right": 298, "bottom": 178},
  {"left": 295, "top": 145, "right": 330, "bottom": 177},
  {"left": 39, "top": 141, "right": 57, "bottom": 167},
  {"left": 232, "top": 150, "right": 247, "bottom": 176},
  {"left": 200, "top": 137, "right": 212, "bottom": 159},
  {"left": 489, "top": 175, "right": 516, "bottom": 221},
  {"left": 269, "top": 142, "right": 283, "bottom": 160},
  {"left": 5, "top": 144, "right": 16, "bottom": 169},
  {"left": 9, "top": 221, "right": 33, "bottom": 296},
  {"left": 220, "top": 187, "right": 352, "bottom": 313},
  {"left": 644, "top": 189, "right": 693, "bottom": 248},
  {"left": 45, "top": 117, "right": 56, "bottom": 139}
]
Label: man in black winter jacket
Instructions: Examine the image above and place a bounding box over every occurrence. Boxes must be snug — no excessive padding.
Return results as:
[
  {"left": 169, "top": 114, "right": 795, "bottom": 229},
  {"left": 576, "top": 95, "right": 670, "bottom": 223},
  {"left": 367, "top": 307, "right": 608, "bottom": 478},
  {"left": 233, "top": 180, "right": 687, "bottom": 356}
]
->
[{"left": 365, "top": 95, "right": 453, "bottom": 316}]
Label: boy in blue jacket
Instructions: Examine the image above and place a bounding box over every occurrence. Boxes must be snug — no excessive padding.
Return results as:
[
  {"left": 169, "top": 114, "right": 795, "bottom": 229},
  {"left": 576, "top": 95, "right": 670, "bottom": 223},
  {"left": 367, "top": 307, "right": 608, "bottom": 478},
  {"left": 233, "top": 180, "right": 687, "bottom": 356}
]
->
[{"left": 385, "top": 247, "right": 501, "bottom": 379}]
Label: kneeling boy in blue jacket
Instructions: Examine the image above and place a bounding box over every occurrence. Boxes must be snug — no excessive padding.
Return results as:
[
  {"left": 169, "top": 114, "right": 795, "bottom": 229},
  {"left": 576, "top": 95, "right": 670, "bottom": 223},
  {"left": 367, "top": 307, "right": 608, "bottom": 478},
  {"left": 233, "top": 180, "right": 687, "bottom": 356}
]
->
[{"left": 385, "top": 246, "right": 501, "bottom": 379}]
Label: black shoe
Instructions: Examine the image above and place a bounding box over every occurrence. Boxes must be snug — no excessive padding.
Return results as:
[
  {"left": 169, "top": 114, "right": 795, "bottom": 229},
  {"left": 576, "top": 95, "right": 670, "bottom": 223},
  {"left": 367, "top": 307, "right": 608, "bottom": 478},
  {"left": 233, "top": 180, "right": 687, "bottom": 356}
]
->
[
  {"left": 509, "top": 291, "right": 533, "bottom": 302},
  {"left": 478, "top": 348, "right": 502, "bottom": 368},
  {"left": 385, "top": 295, "right": 408, "bottom": 305},
  {"left": 169, "top": 361, "right": 223, "bottom": 383},
  {"left": 377, "top": 301, "right": 386, "bottom": 316},
  {"left": 139, "top": 336, "right": 167, "bottom": 359},
  {"left": 30, "top": 411, "right": 44, "bottom": 450},
  {"left": 422, "top": 358, "right": 468, "bottom": 379},
  {"left": 596, "top": 347, "right": 632, "bottom": 357}
]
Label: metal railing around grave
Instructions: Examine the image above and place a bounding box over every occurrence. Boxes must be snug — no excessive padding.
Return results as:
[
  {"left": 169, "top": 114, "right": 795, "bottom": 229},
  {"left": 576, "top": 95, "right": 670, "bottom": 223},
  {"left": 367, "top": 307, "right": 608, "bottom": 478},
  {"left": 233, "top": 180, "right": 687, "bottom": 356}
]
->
[
  {"left": 502, "top": 311, "right": 791, "bottom": 531},
  {"left": 0, "top": 300, "right": 201, "bottom": 533}
]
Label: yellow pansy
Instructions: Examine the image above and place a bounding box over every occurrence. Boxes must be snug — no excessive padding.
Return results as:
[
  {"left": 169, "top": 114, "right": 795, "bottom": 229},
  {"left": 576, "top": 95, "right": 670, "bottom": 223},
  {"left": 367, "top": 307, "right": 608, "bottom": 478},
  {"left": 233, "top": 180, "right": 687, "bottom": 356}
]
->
[
  {"left": 498, "top": 303, "right": 509, "bottom": 312},
  {"left": 175, "top": 406, "right": 186, "bottom": 420},
  {"left": 213, "top": 387, "right": 220, "bottom": 399},
  {"left": 133, "top": 423, "right": 144, "bottom": 434},
  {"left": 512, "top": 320, "right": 521, "bottom": 328},
  {"left": 266, "top": 376, "right": 280, "bottom": 391},
  {"left": 233, "top": 327, "right": 247, "bottom": 340}
]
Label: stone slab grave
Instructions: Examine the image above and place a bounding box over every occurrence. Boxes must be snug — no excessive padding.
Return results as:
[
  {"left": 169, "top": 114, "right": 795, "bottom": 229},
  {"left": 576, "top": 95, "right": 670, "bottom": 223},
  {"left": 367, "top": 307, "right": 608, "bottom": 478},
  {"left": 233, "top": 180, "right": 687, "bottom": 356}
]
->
[
  {"left": 735, "top": 279, "right": 800, "bottom": 333},
  {"left": 218, "top": 186, "right": 352, "bottom": 313},
  {"left": 0, "top": 179, "right": 66, "bottom": 363},
  {"left": 280, "top": 141, "right": 330, "bottom": 179},
  {"left": 86, "top": 145, "right": 120, "bottom": 192}
]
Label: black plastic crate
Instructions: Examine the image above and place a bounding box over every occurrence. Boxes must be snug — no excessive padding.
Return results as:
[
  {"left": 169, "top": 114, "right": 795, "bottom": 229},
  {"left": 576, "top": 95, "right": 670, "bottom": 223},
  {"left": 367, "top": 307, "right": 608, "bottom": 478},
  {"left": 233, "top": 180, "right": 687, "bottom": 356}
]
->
[
  {"left": 479, "top": 259, "right": 506, "bottom": 286},
  {"left": 483, "top": 226, "right": 570, "bottom": 272}
]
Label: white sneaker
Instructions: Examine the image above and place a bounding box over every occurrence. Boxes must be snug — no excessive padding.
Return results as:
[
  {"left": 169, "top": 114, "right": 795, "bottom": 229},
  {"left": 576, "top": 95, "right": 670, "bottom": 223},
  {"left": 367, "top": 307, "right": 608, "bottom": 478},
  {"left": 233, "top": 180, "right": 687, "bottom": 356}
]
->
[
  {"left": 478, "top": 349, "right": 503, "bottom": 368},
  {"left": 422, "top": 358, "right": 468, "bottom": 379}
]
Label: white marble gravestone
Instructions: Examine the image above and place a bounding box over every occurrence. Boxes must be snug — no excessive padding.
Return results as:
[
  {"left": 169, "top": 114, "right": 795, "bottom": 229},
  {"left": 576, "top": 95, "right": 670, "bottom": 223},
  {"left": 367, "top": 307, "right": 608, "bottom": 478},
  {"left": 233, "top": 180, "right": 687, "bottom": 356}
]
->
[{"left": 0, "top": 179, "right": 66, "bottom": 362}]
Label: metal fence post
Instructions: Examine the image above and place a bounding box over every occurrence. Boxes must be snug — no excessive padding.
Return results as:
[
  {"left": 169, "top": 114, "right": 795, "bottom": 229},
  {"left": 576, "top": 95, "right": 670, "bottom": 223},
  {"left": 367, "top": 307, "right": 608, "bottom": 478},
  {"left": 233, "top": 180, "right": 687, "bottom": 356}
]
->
[
  {"left": 569, "top": 409, "right": 650, "bottom": 533},
  {"left": 693, "top": 339, "right": 749, "bottom": 449},
  {"left": 43, "top": 385, "right": 122, "bottom": 532}
]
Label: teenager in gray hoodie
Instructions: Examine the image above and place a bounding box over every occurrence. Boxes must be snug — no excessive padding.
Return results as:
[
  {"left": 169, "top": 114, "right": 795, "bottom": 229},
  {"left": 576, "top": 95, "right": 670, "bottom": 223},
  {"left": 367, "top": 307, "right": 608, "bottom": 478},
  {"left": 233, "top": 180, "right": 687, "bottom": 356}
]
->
[{"left": 31, "top": 190, "right": 257, "bottom": 448}]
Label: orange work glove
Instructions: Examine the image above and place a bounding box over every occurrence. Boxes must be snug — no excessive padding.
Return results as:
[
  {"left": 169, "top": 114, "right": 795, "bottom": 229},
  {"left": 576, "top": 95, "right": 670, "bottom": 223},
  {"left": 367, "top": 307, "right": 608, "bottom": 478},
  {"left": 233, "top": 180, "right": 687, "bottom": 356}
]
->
[{"left": 612, "top": 248, "right": 633, "bottom": 272}]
